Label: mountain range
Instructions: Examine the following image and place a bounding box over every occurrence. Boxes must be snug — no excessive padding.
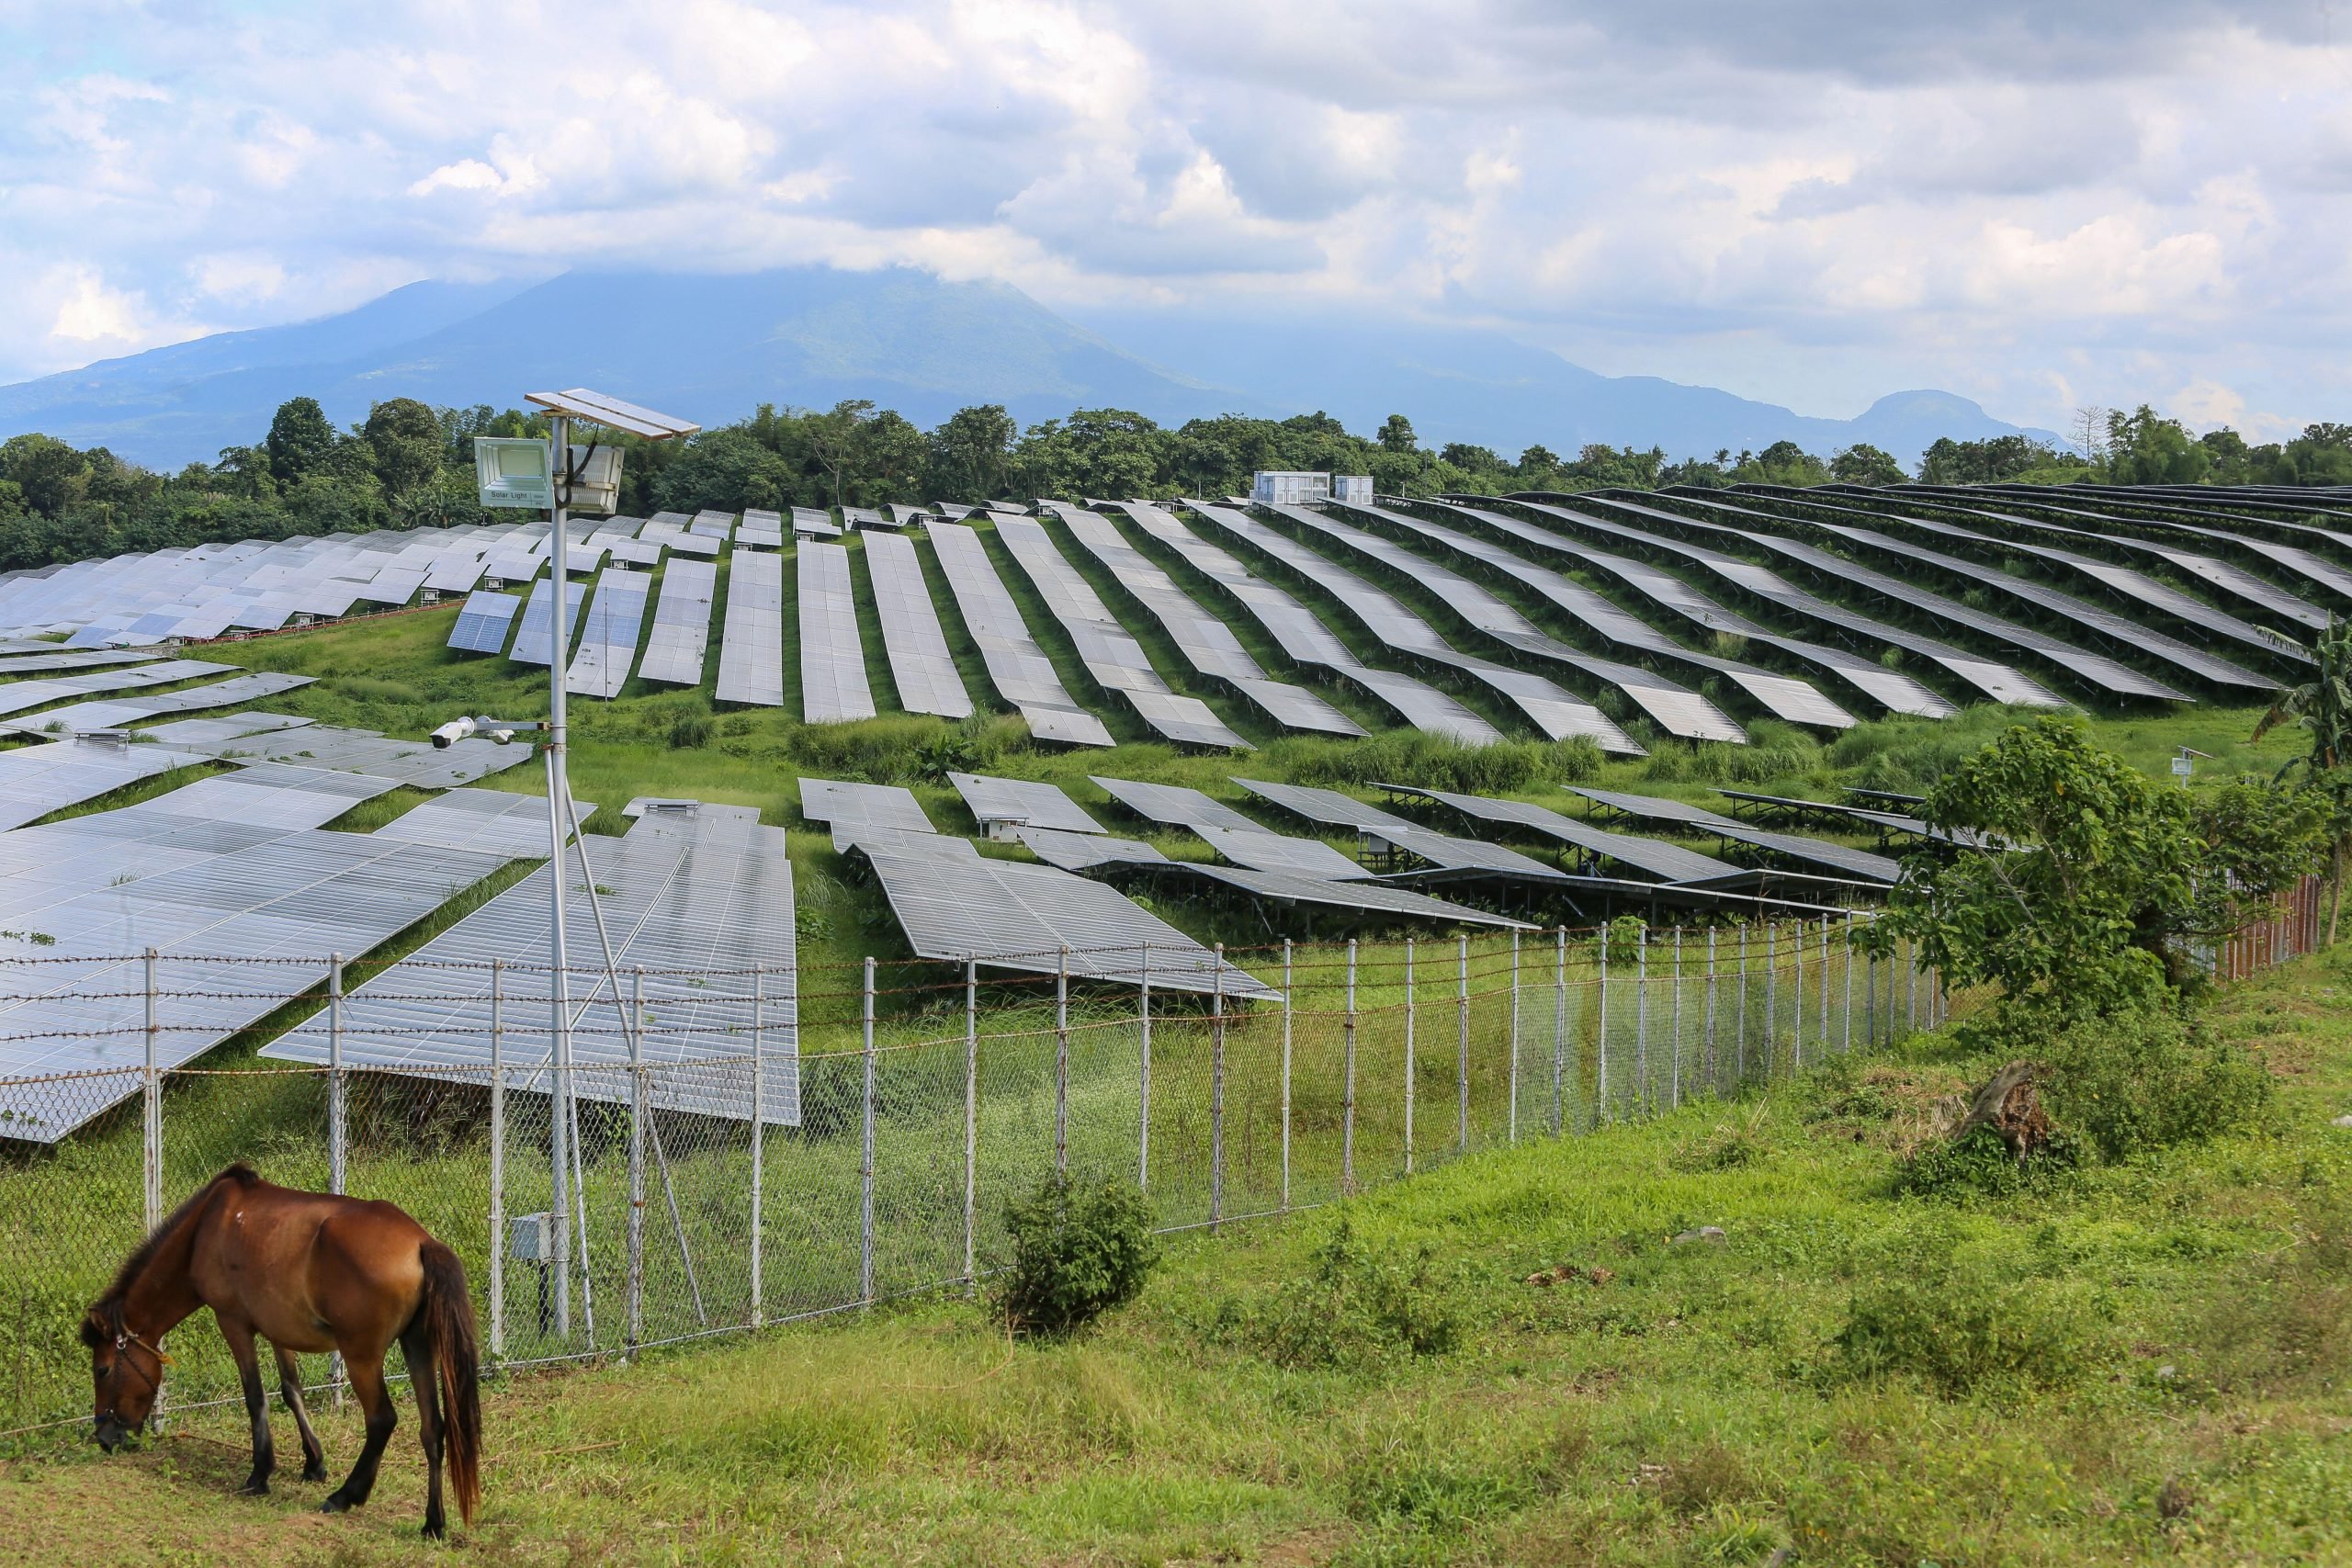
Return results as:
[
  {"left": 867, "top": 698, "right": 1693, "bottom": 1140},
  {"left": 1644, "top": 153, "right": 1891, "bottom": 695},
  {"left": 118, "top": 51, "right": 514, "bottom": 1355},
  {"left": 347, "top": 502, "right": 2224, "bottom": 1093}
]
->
[{"left": 0, "top": 266, "right": 2059, "bottom": 469}]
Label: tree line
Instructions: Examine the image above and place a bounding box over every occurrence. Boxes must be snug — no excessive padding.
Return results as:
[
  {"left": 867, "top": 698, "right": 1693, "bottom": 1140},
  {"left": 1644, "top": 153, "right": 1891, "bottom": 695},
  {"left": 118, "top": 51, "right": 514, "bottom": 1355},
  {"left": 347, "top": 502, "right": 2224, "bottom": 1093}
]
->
[{"left": 0, "top": 394, "right": 2344, "bottom": 574}]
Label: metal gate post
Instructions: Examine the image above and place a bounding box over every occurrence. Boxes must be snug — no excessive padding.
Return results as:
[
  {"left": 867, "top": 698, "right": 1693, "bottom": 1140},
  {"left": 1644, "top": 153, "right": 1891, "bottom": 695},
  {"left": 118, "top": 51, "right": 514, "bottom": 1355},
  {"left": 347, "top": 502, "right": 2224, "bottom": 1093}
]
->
[
  {"left": 1668, "top": 929, "right": 1682, "bottom": 1111},
  {"left": 1596, "top": 928, "right": 1610, "bottom": 1122},
  {"left": 1792, "top": 917, "right": 1804, "bottom": 1072},
  {"left": 1342, "top": 940, "right": 1357, "bottom": 1192},
  {"left": 1210, "top": 945, "right": 1225, "bottom": 1231},
  {"left": 1705, "top": 928, "right": 1718, "bottom": 1091},
  {"left": 861, "top": 956, "right": 876, "bottom": 1305},
  {"left": 626, "top": 966, "right": 646, "bottom": 1355},
  {"left": 142, "top": 947, "right": 161, "bottom": 1232},
  {"left": 1403, "top": 938, "right": 1416, "bottom": 1174},
  {"left": 1841, "top": 915, "right": 1854, "bottom": 1055},
  {"left": 1736, "top": 924, "right": 1749, "bottom": 1084},
  {"left": 1765, "top": 922, "right": 1778, "bottom": 1078},
  {"left": 489, "top": 957, "right": 505, "bottom": 1358},
  {"left": 1280, "top": 939, "right": 1292, "bottom": 1210},
  {"left": 1054, "top": 947, "right": 1069, "bottom": 1175},
  {"left": 328, "top": 953, "right": 346, "bottom": 1197},
  {"left": 964, "top": 956, "right": 978, "bottom": 1292},
  {"left": 1634, "top": 924, "right": 1648, "bottom": 1114},
  {"left": 750, "top": 963, "right": 763, "bottom": 1327},
  {"left": 1817, "top": 916, "right": 1830, "bottom": 1058}
]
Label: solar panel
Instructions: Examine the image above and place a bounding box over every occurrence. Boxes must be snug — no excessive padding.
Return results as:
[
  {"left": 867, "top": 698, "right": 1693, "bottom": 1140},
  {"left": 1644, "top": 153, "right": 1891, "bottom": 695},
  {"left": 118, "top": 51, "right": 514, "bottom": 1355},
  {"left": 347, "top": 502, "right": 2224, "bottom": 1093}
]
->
[
  {"left": 173, "top": 722, "right": 532, "bottom": 789},
  {"left": 714, "top": 547, "right": 786, "bottom": 705},
  {"left": 447, "top": 589, "right": 524, "bottom": 654},
  {"left": 1375, "top": 783, "right": 1744, "bottom": 886},
  {"left": 1088, "top": 774, "right": 1263, "bottom": 832},
  {"left": 864, "top": 531, "right": 973, "bottom": 718},
  {"left": 844, "top": 830, "right": 1275, "bottom": 998},
  {"left": 372, "top": 789, "right": 590, "bottom": 855},
  {"left": 565, "top": 569, "right": 650, "bottom": 698},
  {"left": 0, "top": 659, "right": 237, "bottom": 719},
  {"left": 1138, "top": 861, "right": 1535, "bottom": 930},
  {"left": 790, "top": 507, "right": 844, "bottom": 540},
  {"left": 1562, "top": 784, "right": 1897, "bottom": 883},
  {"left": 1230, "top": 777, "right": 1411, "bottom": 831},
  {"left": 129, "top": 764, "right": 401, "bottom": 830},
  {"left": 263, "top": 804, "right": 800, "bottom": 1127},
  {"left": 16, "top": 671, "right": 316, "bottom": 734},
  {"left": 1016, "top": 828, "right": 1168, "bottom": 870},
  {"left": 690, "top": 510, "right": 735, "bottom": 539},
  {"left": 1233, "top": 777, "right": 1566, "bottom": 883},
  {"left": 509, "top": 578, "right": 589, "bottom": 667},
  {"left": 637, "top": 558, "right": 718, "bottom": 686},
  {"left": 993, "top": 516, "right": 1251, "bottom": 750},
  {"left": 927, "top": 524, "right": 1114, "bottom": 747},
  {"left": 948, "top": 773, "right": 1103, "bottom": 834},
  {"left": 137, "top": 712, "right": 313, "bottom": 748},
  {"left": 797, "top": 776, "right": 934, "bottom": 834},
  {"left": 0, "top": 649, "right": 161, "bottom": 676},
  {"left": 0, "top": 829, "right": 514, "bottom": 1142},
  {"left": 797, "top": 542, "right": 876, "bottom": 724},
  {"left": 0, "top": 736, "right": 210, "bottom": 831},
  {"left": 1192, "top": 823, "right": 1371, "bottom": 880}
]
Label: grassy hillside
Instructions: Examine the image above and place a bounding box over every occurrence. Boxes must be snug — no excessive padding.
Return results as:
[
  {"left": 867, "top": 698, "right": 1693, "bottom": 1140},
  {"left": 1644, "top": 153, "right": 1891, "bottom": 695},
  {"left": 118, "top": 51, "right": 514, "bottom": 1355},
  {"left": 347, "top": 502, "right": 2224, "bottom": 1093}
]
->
[{"left": 6, "top": 942, "right": 2347, "bottom": 1565}]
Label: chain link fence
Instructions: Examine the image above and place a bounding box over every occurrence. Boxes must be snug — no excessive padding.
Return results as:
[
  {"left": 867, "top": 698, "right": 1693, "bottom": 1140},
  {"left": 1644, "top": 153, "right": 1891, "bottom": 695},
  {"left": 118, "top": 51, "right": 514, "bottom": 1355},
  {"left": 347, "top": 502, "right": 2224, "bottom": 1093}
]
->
[{"left": 0, "top": 892, "right": 2315, "bottom": 1440}]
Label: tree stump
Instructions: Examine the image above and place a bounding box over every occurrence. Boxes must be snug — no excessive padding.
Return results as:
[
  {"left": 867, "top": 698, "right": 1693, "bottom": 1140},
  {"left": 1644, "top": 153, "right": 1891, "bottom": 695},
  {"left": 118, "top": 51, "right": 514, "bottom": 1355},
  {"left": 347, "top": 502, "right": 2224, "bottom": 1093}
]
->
[{"left": 1953, "top": 1060, "right": 2052, "bottom": 1163}]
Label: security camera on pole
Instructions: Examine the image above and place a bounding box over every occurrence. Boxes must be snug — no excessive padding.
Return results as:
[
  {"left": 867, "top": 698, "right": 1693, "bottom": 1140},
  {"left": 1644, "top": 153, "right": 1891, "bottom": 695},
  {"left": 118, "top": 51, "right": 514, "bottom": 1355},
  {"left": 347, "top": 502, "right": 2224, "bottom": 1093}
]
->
[{"left": 467, "top": 390, "right": 697, "bottom": 1340}]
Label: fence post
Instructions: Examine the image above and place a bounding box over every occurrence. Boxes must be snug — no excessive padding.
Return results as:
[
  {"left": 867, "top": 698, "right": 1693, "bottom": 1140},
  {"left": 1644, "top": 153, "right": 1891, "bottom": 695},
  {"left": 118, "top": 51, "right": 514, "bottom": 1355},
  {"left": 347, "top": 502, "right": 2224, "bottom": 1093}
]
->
[
  {"left": 1210, "top": 944, "right": 1225, "bottom": 1232},
  {"left": 1280, "top": 939, "right": 1293, "bottom": 1210},
  {"left": 1792, "top": 916, "right": 1804, "bottom": 1073},
  {"left": 1508, "top": 931, "right": 1521, "bottom": 1145},
  {"left": 750, "top": 962, "right": 763, "bottom": 1328},
  {"left": 1765, "top": 921, "right": 1778, "bottom": 1078},
  {"left": 1403, "top": 938, "right": 1416, "bottom": 1175},
  {"left": 142, "top": 947, "right": 161, "bottom": 1233},
  {"left": 1342, "top": 940, "right": 1357, "bottom": 1192},
  {"left": 489, "top": 956, "right": 505, "bottom": 1359},
  {"left": 1841, "top": 915, "right": 1855, "bottom": 1055},
  {"left": 1736, "top": 924, "right": 1749, "bottom": 1084},
  {"left": 1818, "top": 916, "right": 1830, "bottom": 1056},
  {"left": 861, "top": 956, "right": 876, "bottom": 1306},
  {"left": 1551, "top": 928, "right": 1566, "bottom": 1137},
  {"left": 1455, "top": 934, "right": 1470, "bottom": 1156},
  {"left": 1634, "top": 923, "right": 1649, "bottom": 1115},
  {"left": 626, "top": 965, "right": 646, "bottom": 1356},
  {"left": 1705, "top": 927, "right": 1718, "bottom": 1092},
  {"left": 1906, "top": 935, "right": 1917, "bottom": 1033},
  {"left": 964, "top": 956, "right": 978, "bottom": 1292},
  {"left": 1055, "top": 947, "right": 1069, "bottom": 1176},
  {"left": 1138, "top": 941, "right": 1151, "bottom": 1193},
  {"left": 1668, "top": 929, "right": 1682, "bottom": 1111},
  {"left": 1596, "top": 926, "right": 1611, "bottom": 1123},
  {"left": 327, "top": 953, "right": 346, "bottom": 1197}
]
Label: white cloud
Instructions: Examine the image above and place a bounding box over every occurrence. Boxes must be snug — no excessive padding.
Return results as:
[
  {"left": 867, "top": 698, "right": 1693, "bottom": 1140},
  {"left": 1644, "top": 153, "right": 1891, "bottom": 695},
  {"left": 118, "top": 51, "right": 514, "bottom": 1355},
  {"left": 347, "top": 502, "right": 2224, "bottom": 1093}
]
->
[{"left": 0, "top": 0, "right": 2344, "bottom": 432}]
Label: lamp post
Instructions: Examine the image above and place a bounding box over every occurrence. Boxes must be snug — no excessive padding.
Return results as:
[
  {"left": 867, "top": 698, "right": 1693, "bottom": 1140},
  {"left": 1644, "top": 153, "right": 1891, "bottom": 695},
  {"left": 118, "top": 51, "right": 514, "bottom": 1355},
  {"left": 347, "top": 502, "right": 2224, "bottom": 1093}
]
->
[{"left": 473, "top": 389, "right": 697, "bottom": 1339}]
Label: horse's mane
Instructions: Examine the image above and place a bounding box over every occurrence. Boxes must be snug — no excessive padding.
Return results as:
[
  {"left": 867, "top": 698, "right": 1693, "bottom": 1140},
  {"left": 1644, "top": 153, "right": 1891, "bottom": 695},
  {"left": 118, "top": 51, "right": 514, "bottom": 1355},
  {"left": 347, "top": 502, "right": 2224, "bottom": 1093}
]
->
[{"left": 94, "top": 1162, "right": 259, "bottom": 1308}]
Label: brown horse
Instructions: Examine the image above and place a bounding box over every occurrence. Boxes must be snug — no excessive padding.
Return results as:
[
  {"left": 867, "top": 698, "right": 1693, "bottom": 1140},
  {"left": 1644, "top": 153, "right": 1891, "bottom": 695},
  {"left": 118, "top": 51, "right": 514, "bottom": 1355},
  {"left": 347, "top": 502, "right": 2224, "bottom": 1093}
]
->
[{"left": 83, "top": 1163, "right": 481, "bottom": 1538}]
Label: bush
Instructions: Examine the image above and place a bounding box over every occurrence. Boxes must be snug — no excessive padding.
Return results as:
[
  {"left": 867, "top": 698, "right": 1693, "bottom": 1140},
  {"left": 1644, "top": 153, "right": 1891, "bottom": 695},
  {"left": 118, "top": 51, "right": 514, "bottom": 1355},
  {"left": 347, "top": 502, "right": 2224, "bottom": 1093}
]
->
[
  {"left": 1833, "top": 1249, "right": 2101, "bottom": 1397},
  {"left": 1219, "top": 1214, "right": 1463, "bottom": 1371},
  {"left": 2040, "top": 1004, "right": 2271, "bottom": 1164},
  {"left": 1895, "top": 1122, "right": 2077, "bottom": 1200},
  {"left": 995, "top": 1172, "right": 1158, "bottom": 1337},
  {"left": 667, "top": 712, "right": 716, "bottom": 750}
]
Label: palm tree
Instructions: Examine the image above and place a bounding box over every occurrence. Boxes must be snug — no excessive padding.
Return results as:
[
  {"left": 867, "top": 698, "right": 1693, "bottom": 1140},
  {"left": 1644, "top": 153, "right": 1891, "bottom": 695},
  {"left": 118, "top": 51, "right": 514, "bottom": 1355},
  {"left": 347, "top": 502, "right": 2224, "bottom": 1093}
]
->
[{"left": 2254, "top": 616, "right": 2352, "bottom": 942}]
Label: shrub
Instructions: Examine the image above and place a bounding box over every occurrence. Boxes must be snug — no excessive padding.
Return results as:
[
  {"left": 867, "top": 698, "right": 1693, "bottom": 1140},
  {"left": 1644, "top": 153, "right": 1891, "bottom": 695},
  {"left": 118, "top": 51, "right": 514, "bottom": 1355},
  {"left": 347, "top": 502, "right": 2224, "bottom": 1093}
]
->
[
  {"left": 1221, "top": 1214, "right": 1463, "bottom": 1370},
  {"left": 1895, "top": 1121, "right": 2076, "bottom": 1200},
  {"left": 2039, "top": 1004, "right": 2271, "bottom": 1164},
  {"left": 995, "top": 1172, "right": 1158, "bottom": 1337},
  {"left": 1833, "top": 1249, "right": 2101, "bottom": 1397}
]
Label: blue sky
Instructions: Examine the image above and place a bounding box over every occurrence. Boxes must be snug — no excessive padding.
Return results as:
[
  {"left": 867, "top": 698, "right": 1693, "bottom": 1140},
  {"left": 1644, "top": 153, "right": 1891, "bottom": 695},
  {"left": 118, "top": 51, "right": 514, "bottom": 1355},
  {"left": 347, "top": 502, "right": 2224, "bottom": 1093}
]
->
[{"left": 1, "top": 0, "right": 2345, "bottom": 437}]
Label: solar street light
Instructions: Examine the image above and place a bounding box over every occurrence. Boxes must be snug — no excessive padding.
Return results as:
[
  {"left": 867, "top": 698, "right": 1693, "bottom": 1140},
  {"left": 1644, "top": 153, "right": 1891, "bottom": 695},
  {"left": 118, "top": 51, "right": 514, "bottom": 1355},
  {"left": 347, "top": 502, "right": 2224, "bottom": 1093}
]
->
[{"left": 492, "top": 389, "right": 699, "bottom": 1339}]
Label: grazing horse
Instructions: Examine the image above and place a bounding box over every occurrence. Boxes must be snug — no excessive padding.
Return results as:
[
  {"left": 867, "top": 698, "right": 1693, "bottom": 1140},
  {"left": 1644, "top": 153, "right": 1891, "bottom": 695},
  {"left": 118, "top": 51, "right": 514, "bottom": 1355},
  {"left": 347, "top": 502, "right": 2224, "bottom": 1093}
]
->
[{"left": 82, "top": 1163, "right": 481, "bottom": 1539}]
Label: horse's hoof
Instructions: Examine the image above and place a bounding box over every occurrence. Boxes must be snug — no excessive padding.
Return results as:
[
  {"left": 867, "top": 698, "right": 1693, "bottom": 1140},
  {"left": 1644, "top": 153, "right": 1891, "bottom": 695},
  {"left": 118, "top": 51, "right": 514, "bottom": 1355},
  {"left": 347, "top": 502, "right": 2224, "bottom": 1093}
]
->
[
  {"left": 301, "top": 1464, "right": 329, "bottom": 1483},
  {"left": 320, "top": 1494, "right": 351, "bottom": 1515},
  {"left": 422, "top": 1518, "right": 447, "bottom": 1540},
  {"left": 238, "top": 1479, "right": 269, "bottom": 1497}
]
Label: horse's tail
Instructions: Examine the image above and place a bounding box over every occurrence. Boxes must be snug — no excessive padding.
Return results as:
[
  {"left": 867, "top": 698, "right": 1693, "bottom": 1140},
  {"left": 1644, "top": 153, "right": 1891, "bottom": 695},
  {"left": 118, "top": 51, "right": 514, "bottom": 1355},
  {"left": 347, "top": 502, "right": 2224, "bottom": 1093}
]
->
[{"left": 417, "top": 1239, "right": 482, "bottom": 1527}]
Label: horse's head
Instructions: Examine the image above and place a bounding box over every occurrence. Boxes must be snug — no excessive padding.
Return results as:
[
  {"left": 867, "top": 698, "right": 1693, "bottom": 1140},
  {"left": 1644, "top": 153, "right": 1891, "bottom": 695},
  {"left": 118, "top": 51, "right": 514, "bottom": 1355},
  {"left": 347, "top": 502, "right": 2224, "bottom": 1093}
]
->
[{"left": 79, "top": 1303, "right": 165, "bottom": 1451}]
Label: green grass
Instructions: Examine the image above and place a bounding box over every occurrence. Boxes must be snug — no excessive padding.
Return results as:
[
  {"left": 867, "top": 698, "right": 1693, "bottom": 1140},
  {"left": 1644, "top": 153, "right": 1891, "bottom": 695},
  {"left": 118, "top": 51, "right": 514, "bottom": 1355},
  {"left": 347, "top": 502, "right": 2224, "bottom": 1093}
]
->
[{"left": 6, "top": 945, "right": 2349, "bottom": 1564}]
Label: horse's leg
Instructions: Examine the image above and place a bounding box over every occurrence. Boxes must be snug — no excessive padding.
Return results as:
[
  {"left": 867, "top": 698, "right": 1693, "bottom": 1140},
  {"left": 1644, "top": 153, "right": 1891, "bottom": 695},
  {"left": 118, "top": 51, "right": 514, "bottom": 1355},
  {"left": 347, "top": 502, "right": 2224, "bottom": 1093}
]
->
[
  {"left": 320, "top": 1353, "right": 396, "bottom": 1515},
  {"left": 220, "top": 1318, "right": 274, "bottom": 1495},
  {"left": 272, "top": 1343, "right": 327, "bottom": 1483},
  {"left": 399, "top": 1319, "right": 447, "bottom": 1540}
]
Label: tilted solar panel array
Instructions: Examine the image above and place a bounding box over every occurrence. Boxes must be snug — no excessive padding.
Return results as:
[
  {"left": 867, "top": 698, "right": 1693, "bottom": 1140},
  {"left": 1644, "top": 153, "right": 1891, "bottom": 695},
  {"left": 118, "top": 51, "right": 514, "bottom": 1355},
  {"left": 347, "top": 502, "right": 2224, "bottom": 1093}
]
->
[
  {"left": 565, "top": 569, "right": 651, "bottom": 698},
  {"left": 1046, "top": 503, "right": 1363, "bottom": 736},
  {"left": 262, "top": 804, "right": 801, "bottom": 1126},
  {"left": 510, "top": 578, "right": 590, "bottom": 668},
  {"left": 11, "top": 671, "right": 315, "bottom": 735},
  {"left": 863, "top": 531, "right": 973, "bottom": 717},
  {"left": 797, "top": 542, "right": 876, "bottom": 724},
  {"left": 994, "top": 515, "right": 1250, "bottom": 749},
  {"left": 637, "top": 557, "right": 717, "bottom": 686},
  {"left": 714, "top": 546, "right": 786, "bottom": 706},
  {"left": 925, "top": 523, "right": 1113, "bottom": 746},
  {"left": 447, "top": 589, "right": 524, "bottom": 654}
]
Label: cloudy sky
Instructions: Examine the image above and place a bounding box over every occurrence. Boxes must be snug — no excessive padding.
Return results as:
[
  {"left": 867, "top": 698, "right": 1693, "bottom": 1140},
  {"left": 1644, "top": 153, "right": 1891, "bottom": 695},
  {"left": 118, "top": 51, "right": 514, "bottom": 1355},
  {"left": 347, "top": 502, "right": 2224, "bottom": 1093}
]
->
[{"left": 1, "top": 0, "right": 2345, "bottom": 436}]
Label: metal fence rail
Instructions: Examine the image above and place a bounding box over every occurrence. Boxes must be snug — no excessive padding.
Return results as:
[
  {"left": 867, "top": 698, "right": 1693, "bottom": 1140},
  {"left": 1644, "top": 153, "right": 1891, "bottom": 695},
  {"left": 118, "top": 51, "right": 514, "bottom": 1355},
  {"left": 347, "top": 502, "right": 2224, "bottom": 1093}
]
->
[{"left": 0, "top": 898, "right": 2314, "bottom": 1438}]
